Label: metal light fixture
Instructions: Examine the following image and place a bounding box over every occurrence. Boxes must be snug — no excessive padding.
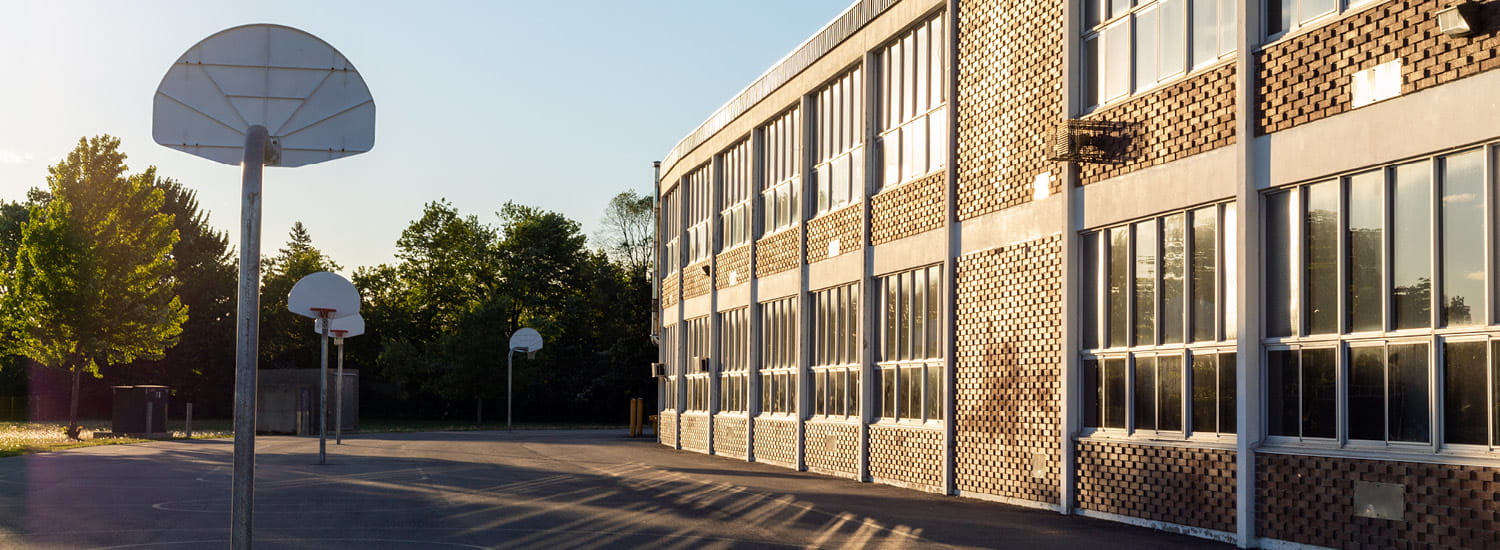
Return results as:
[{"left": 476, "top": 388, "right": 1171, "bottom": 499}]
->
[{"left": 1437, "top": 1, "right": 1484, "bottom": 38}]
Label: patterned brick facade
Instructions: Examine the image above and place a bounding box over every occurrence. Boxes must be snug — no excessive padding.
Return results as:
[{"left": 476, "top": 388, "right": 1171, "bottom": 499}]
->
[
  {"left": 870, "top": 172, "right": 945, "bottom": 245},
  {"left": 1075, "top": 440, "right": 1236, "bottom": 533},
  {"left": 953, "top": 236, "right": 1062, "bottom": 505},
  {"left": 714, "top": 245, "right": 751, "bottom": 289},
  {"left": 806, "top": 204, "right": 863, "bottom": 264},
  {"left": 680, "top": 412, "right": 709, "bottom": 452},
  {"left": 662, "top": 273, "right": 680, "bottom": 308},
  {"left": 682, "top": 259, "right": 712, "bottom": 300},
  {"left": 712, "top": 415, "right": 747, "bottom": 459},
  {"left": 1258, "top": 0, "right": 1500, "bottom": 136},
  {"left": 1258, "top": 453, "right": 1500, "bottom": 549},
  {"left": 868, "top": 425, "right": 944, "bottom": 491},
  {"left": 752, "top": 417, "right": 798, "bottom": 467},
  {"left": 659, "top": 411, "right": 678, "bottom": 448},
  {"left": 803, "top": 421, "right": 860, "bottom": 478},
  {"left": 954, "top": 0, "right": 1063, "bottom": 220},
  {"left": 754, "top": 228, "right": 800, "bottom": 277},
  {"left": 1078, "top": 64, "right": 1237, "bottom": 186}
]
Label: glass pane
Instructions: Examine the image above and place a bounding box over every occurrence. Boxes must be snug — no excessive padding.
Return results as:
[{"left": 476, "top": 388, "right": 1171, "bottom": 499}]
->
[
  {"left": 1134, "top": 356, "right": 1158, "bottom": 431},
  {"left": 1302, "top": 348, "right": 1337, "bottom": 438},
  {"left": 1267, "top": 350, "right": 1299, "bottom": 437},
  {"left": 882, "top": 368, "right": 896, "bottom": 418},
  {"left": 1224, "top": 203, "right": 1237, "bottom": 340},
  {"left": 1162, "top": 215, "right": 1186, "bottom": 344},
  {"left": 1135, "top": 221, "right": 1157, "bottom": 345},
  {"left": 1444, "top": 341, "right": 1488, "bottom": 445},
  {"left": 1084, "top": 36, "right": 1100, "bottom": 108},
  {"left": 1134, "top": 7, "right": 1159, "bottom": 88},
  {"left": 1191, "top": 0, "right": 1218, "bottom": 66},
  {"left": 1217, "top": 0, "right": 1235, "bottom": 55},
  {"left": 1104, "top": 21, "right": 1130, "bottom": 100},
  {"left": 1105, "top": 358, "right": 1127, "bottom": 429},
  {"left": 927, "top": 267, "right": 941, "bottom": 358},
  {"left": 1347, "top": 171, "right": 1384, "bottom": 332},
  {"left": 1191, "top": 353, "right": 1217, "bottom": 433},
  {"left": 1084, "top": 358, "right": 1101, "bottom": 427},
  {"left": 903, "top": 366, "right": 920, "bottom": 420},
  {"left": 1084, "top": 232, "right": 1102, "bottom": 348},
  {"left": 1392, "top": 161, "right": 1433, "bottom": 330},
  {"left": 1265, "top": 191, "right": 1294, "bottom": 336},
  {"left": 1442, "top": 150, "right": 1485, "bottom": 327},
  {"left": 1110, "top": 0, "right": 1132, "bottom": 18},
  {"left": 1160, "top": 355, "right": 1183, "bottom": 431},
  {"left": 1110, "top": 227, "right": 1131, "bottom": 347},
  {"left": 1301, "top": 0, "right": 1336, "bottom": 25},
  {"left": 832, "top": 369, "right": 844, "bottom": 416},
  {"left": 815, "top": 370, "right": 827, "bottom": 416},
  {"left": 1305, "top": 181, "right": 1339, "bottom": 334},
  {"left": 885, "top": 278, "right": 898, "bottom": 361},
  {"left": 1388, "top": 343, "right": 1429, "bottom": 443},
  {"left": 1159, "top": 0, "right": 1185, "bottom": 78},
  {"left": 1191, "top": 207, "right": 1217, "bottom": 341},
  {"left": 926, "top": 365, "right": 942, "bottom": 421},
  {"left": 1218, "top": 352, "right": 1236, "bottom": 434},
  {"left": 1086, "top": 0, "right": 1102, "bottom": 28},
  {"left": 1348, "top": 346, "right": 1385, "bottom": 441}
]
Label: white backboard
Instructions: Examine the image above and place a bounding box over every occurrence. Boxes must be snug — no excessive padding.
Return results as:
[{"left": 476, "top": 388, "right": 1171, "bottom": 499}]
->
[
  {"left": 314, "top": 314, "right": 365, "bottom": 338},
  {"left": 509, "top": 328, "right": 543, "bottom": 353},
  {"left": 153, "top": 24, "right": 376, "bottom": 167},
  {"left": 288, "top": 271, "right": 360, "bottom": 319}
]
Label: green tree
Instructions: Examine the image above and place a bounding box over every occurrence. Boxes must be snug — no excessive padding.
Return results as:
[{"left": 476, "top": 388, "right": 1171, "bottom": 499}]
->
[
  {"left": 596, "top": 191, "right": 654, "bottom": 276},
  {"left": 4, "top": 135, "right": 187, "bottom": 438},
  {"left": 495, "top": 202, "right": 587, "bottom": 331},
  {"left": 259, "top": 222, "right": 342, "bottom": 369}
]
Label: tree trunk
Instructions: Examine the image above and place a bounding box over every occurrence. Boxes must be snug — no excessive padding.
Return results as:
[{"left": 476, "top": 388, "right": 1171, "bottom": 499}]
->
[
  {"left": 67, "top": 365, "right": 82, "bottom": 440},
  {"left": 476, "top": 397, "right": 482, "bottom": 427}
]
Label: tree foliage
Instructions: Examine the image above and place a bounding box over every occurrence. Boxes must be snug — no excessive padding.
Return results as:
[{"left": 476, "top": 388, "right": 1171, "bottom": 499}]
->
[
  {"left": 596, "top": 191, "right": 654, "bottom": 276},
  {"left": 259, "top": 222, "right": 342, "bottom": 370}
]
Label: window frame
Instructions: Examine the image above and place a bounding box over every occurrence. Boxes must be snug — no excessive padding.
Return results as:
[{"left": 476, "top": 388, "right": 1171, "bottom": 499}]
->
[
  {"left": 1081, "top": 0, "right": 1237, "bottom": 111},
  {"left": 876, "top": 265, "right": 945, "bottom": 425},
  {"left": 813, "top": 66, "right": 866, "bottom": 216},
  {"left": 719, "top": 137, "right": 755, "bottom": 252},
  {"left": 719, "top": 307, "right": 750, "bottom": 415},
  {"left": 812, "top": 283, "right": 861, "bottom": 421},
  {"left": 876, "top": 12, "right": 948, "bottom": 192},
  {"left": 760, "top": 107, "right": 802, "bottom": 237},
  {"left": 758, "top": 296, "right": 799, "bottom": 417}
]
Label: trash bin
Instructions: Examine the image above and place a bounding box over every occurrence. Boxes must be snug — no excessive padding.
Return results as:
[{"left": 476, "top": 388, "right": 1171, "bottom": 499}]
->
[{"left": 111, "top": 385, "right": 169, "bottom": 434}]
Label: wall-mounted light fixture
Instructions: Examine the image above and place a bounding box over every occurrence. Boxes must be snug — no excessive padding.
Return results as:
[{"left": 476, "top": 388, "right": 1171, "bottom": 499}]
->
[
  {"left": 1437, "top": 1, "right": 1484, "bottom": 38},
  {"left": 700, "top": 264, "right": 711, "bottom": 276}
]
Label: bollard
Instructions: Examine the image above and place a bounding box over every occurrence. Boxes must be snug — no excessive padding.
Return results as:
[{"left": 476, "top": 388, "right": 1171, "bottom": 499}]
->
[
  {"left": 186, "top": 403, "right": 193, "bottom": 439},
  {"left": 145, "top": 401, "right": 153, "bottom": 436}
]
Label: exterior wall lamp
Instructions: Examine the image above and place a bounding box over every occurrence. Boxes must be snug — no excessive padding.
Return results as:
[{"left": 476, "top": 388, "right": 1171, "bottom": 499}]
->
[{"left": 1438, "top": 1, "right": 1485, "bottom": 38}]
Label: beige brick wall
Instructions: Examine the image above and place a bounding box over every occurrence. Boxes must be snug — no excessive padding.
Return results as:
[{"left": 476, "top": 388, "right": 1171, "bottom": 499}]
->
[
  {"left": 1258, "top": 0, "right": 1500, "bottom": 135},
  {"left": 1078, "top": 64, "right": 1236, "bottom": 186},
  {"left": 715, "top": 245, "right": 751, "bottom": 289},
  {"left": 870, "top": 172, "right": 945, "bottom": 245},
  {"left": 752, "top": 417, "right": 798, "bottom": 468},
  {"left": 955, "top": 0, "right": 1064, "bottom": 220},
  {"left": 682, "top": 259, "right": 712, "bottom": 300},
  {"left": 868, "top": 424, "right": 944, "bottom": 491},
  {"left": 1258, "top": 453, "right": 1500, "bottom": 549},
  {"left": 1075, "top": 440, "right": 1236, "bottom": 532},
  {"left": 954, "top": 235, "right": 1062, "bottom": 505},
  {"left": 804, "top": 421, "right": 860, "bottom": 478},
  {"left": 755, "top": 229, "right": 801, "bottom": 278},
  {"left": 659, "top": 411, "right": 678, "bottom": 448},
  {"left": 806, "top": 204, "right": 864, "bottom": 264},
  {"left": 712, "top": 415, "right": 747, "bottom": 459},
  {"left": 680, "top": 413, "right": 709, "bottom": 453},
  {"left": 662, "top": 273, "right": 680, "bottom": 308}
]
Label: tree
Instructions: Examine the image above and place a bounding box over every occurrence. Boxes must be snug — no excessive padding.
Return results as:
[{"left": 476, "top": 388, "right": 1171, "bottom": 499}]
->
[
  {"left": 4, "top": 135, "right": 187, "bottom": 439},
  {"left": 495, "top": 202, "right": 587, "bottom": 331},
  {"left": 596, "top": 191, "right": 654, "bottom": 277},
  {"left": 259, "top": 222, "right": 342, "bottom": 370}
]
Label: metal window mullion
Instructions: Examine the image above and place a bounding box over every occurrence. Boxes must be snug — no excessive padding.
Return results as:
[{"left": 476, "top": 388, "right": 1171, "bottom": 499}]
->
[
  {"left": 1337, "top": 177, "right": 1349, "bottom": 336},
  {"left": 1431, "top": 158, "right": 1443, "bottom": 329}
]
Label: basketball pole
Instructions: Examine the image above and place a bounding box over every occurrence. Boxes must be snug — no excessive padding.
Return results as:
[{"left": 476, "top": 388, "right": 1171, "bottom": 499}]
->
[
  {"left": 232, "top": 124, "right": 268, "bottom": 550},
  {"left": 317, "top": 310, "right": 331, "bottom": 464},
  {"left": 335, "top": 333, "right": 345, "bottom": 445}
]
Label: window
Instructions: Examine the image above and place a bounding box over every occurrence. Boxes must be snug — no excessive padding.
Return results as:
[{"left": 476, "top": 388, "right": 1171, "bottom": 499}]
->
[
  {"left": 684, "top": 164, "right": 713, "bottom": 266},
  {"left": 661, "top": 187, "right": 682, "bottom": 275},
  {"left": 1081, "top": 203, "right": 1237, "bottom": 436},
  {"left": 1083, "top": 0, "right": 1235, "bottom": 108},
  {"left": 814, "top": 68, "right": 865, "bottom": 214},
  {"left": 762, "top": 108, "right": 802, "bottom": 234},
  {"left": 878, "top": 14, "right": 946, "bottom": 190},
  {"left": 720, "top": 138, "right": 754, "bottom": 250},
  {"left": 760, "top": 296, "right": 798, "bottom": 416},
  {"left": 685, "top": 316, "right": 711, "bottom": 412},
  {"left": 1264, "top": 146, "right": 1500, "bottom": 451},
  {"left": 1266, "top": 0, "right": 1372, "bottom": 37},
  {"left": 878, "top": 265, "right": 943, "bottom": 423},
  {"left": 812, "top": 284, "right": 860, "bottom": 419},
  {"left": 660, "top": 323, "right": 679, "bottom": 412},
  {"left": 720, "top": 308, "right": 749, "bottom": 414}
]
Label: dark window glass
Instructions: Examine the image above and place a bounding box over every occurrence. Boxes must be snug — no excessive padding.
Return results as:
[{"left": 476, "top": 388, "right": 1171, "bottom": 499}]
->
[
  {"left": 1083, "top": 233, "right": 1101, "bottom": 349},
  {"left": 1302, "top": 348, "right": 1337, "bottom": 438},
  {"left": 881, "top": 368, "right": 896, "bottom": 418},
  {"left": 1392, "top": 162, "right": 1432, "bottom": 330},
  {"left": 1162, "top": 214, "right": 1186, "bottom": 344},
  {"left": 1109, "top": 227, "right": 1130, "bottom": 347},
  {"left": 1191, "top": 207, "right": 1218, "bottom": 341},
  {"left": 1265, "top": 191, "right": 1294, "bottom": 336},
  {"left": 1267, "top": 0, "right": 1289, "bottom": 35},
  {"left": 1135, "top": 221, "right": 1157, "bottom": 345},
  {"left": 925, "top": 365, "right": 942, "bottom": 421},
  {"left": 1348, "top": 346, "right": 1386, "bottom": 441},
  {"left": 1218, "top": 352, "right": 1236, "bottom": 434},
  {"left": 1135, "top": 356, "right": 1157, "bottom": 430},
  {"left": 1159, "top": 355, "right": 1183, "bottom": 431},
  {"left": 903, "top": 366, "right": 920, "bottom": 420},
  {"left": 1443, "top": 341, "right": 1487, "bottom": 445},
  {"left": 1267, "top": 350, "right": 1299, "bottom": 437},
  {"left": 1192, "top": 353, "right": 1218, "bottom": 433},
  {"left": 1084, "top": 359, "right": 1101, "bottom": 428},
  {"left": 1347, "top": 171, "right": 1383, "bottom": 332},
  {"left": 1305, "top": 181, "right": 1339, "bottom": 334},
  {"left": 1387, "top": 343, "right": 1429, "bottom": 443},
  {"left": 1104, "top": 358, "right": 1127, "bottom": 429},
  {"left": 1442, "top": 150, "right": 1485, "bottom": 327}
]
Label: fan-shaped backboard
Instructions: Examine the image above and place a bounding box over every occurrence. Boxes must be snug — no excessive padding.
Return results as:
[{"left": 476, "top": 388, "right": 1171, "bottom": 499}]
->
[
  {"left": 153, "top": 24, "right": 375, "bottom": 167},
  {"left": 314, "top": 314, "right": 365, "bottom": 337},
  {"left": 288, "top": 271, "right": 360, "bottom": 319},
  {"left": 509, "top": 328, "right": 543, "bottom": 353}
]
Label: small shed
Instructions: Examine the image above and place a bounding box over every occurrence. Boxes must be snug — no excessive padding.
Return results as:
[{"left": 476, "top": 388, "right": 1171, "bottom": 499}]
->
[
  {"left": 256, "top": 369, "right": 358, "bottom": 435},
  {"left": 111, "top": 385, "right": 169, "bottom": 435}
]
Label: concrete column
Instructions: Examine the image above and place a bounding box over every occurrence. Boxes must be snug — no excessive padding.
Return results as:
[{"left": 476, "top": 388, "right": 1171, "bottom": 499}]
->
[
  {"left": 1058, "top": 0, "right": 1082, "bottom": 515},
  {"left": 1233, "top": 0, "right": 1264, "bottom": 546}
]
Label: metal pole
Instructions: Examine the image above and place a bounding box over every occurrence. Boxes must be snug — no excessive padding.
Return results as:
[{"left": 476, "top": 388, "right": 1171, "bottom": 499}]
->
[
  {"left": 186, "top": 403, "right": 193, "bottom": 439},
  {"left": 507, "top": 348, "right": 513, "bottom": 431},
  {"left": 335, "top": 337, "right": 344, "bottom": 445},
  {"left": 232, "top": 124, "right": 267, "bottom": 550},
  {"left": 318, "top": 312, "right": 330, "bottom": 464}
]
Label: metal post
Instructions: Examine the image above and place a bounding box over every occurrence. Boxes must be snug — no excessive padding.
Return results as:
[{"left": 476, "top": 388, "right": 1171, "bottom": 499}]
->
[
  {"left": 335, "top": 337, "right": 344, "bottom": 445},
  {"left": 318, "top": 312, "right": 330, "bottom": 464},
  {"left": 145, "top": 401, "right": 153, "bottom": 435},
  {"left": 507, "top": 348, "right": 514, "bottom": 431},
  {"left": 186, "top": 403, "right": 193, "bottom": 439},
  {"left": 232, "top": 124, "right": 268, "bottom": 550}
]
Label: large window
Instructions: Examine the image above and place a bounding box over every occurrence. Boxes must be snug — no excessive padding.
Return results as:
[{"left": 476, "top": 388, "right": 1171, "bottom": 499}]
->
[
  {"left": 684, "top": 164, "right": 713, "bottom": 266},
  {"left": 1083, "top": 0, "right": 1235, "bottom": 108},
  {"left": 1264, "top": 147, "right": 1500, "bottom": 451},
  {"left": 660, "top": 323, "right": 678, "bottom": 412},
  {"left": 1266, "top": 0, "right": 1374, "bottom": 37},
  {"left": 760, "top": 297, "right": 799, "bottom": 416},
  {"left": 685, "top": 316, "right": 710, "bottom": 412},
  {"left": 720, "top": 138, "right": 754, "bottom": 250},
  {"left": 762, "top": 108, "right": 802, "bottom": 234},
  {"left": 720, "top": 308, "right": 749, "bottom": 414},
  {"left": 812, "top": 284, "right": 860, "bottom": 420},
  {"left": 878, "top": 14, "right": 946, "bottom": 190},
  {"left": 878, "top": 265, "right": 943, "bottom": 423},
  {"left": 661, "top": 186, "right": 682, "bottom": 275},
  {"left": 814, "top": 68, "right": 865, "bottom": 215},
  {"left": 1081, "top": 203, "right": 1237, "bottom": 436}
]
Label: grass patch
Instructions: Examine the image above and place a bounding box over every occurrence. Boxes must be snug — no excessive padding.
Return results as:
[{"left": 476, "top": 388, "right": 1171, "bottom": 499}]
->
[
  {"left": 358, "top": 419, "right": 627, "bottom": 433},
  {"left": 0, "top": 420, "right": 231, "bottom": 458}
]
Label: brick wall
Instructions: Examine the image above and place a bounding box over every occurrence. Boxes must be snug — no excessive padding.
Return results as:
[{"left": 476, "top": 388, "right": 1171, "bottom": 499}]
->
[
  {"left": 1078, "top": 64, "right": 1236, "bottom": 186},
  {"left": 680, "top": 412, "right": 709, "bottom": 452},
  {"left": 712, "top": 415, "right": 747, "bottom": 459},
  {"left": 1075, "top": 440, "right": 1236, "bottom": 532},
  {"left": 868, "top": 425, "right": 944, "bottom": 491},
  {"left": 953, "top": 236, "right": 1062, "bottom": 505},
  {"left": 804, "top": 421, "right": 860, "bottom": 478},
  {"left": 682, "top": 259, "right": 712, "bottom": 300},
  {"left": 659, "top": 411, "right": 678, "bottom": 448},
  {"left": 755, "top": 229, "right": 801, "bottom": 277},
  {"left": 662, "top": 273, "right": 680, "bottom": 308},
  {"left": 1258, "top": 0, "right": 1500, "bottom": 136},
  {"left": 806, "top": 204, "right": 863, "bottom": 264},
  {"left": 1258, "top": 453, "right": 1500, "bottom": 549},
  {"left": 715, "top": 245, "right": 751, "bottom": 289},
  {"left": 752, "top": 417, "right": 798, "bottom": 468},
  {"left": 955, "top": 0, "right": 1064, "bottom": 220},
  {"left": 870, "top": 172, "right": 945, "bottom": 245}
]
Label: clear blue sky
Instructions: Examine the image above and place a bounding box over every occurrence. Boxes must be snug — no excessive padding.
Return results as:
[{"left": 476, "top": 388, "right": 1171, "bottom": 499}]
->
[{"left": 0, "top": 0, "right": 852, "bottom": 272}]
